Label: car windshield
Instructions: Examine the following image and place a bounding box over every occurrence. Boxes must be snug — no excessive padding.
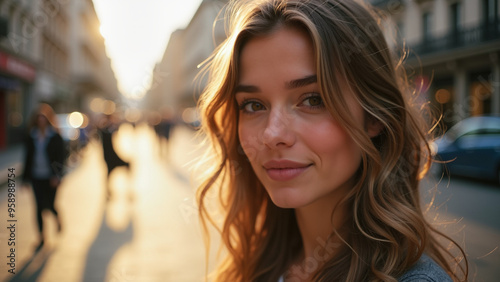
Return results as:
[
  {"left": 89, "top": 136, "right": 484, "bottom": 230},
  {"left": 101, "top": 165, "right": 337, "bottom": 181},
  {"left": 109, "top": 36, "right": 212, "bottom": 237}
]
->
[{"left": 445, "top": 117, "right": 500, "bottom": 141}]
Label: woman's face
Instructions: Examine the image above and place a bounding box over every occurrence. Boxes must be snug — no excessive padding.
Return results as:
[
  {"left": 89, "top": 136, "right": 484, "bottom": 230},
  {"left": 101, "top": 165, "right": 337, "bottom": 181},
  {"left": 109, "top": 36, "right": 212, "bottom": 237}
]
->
[
  {"left": 37, "top": 114, "right": 48, "bottom": 128},
  {"left": 236, "top": 26, "right": 373, "bottom": 209}
]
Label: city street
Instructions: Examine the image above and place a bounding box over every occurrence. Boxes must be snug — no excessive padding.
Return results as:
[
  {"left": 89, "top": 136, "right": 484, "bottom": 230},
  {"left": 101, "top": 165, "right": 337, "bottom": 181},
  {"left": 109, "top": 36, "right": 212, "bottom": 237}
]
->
[
  {"left": 0, "top": 124, "right": 218, "bottom": 282},
  {"left": 420, "top": 174, "right": 500, "bottom": 281},
  {"left": 0, "top": 124, "right": 498, "bottom": 281}
]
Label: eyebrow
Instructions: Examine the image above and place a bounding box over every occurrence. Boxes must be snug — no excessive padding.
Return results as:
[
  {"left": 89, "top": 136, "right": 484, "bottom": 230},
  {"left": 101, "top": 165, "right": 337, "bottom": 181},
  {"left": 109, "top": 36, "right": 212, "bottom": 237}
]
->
[
  {"left": 234, "top": 84, "right": 259, "bottom": 93},
  {"left": 285, "top": 74, "right": 317, "bottom": 89},
  {"left": 235, "top": 74, "right": 318, "bottom": 94}
]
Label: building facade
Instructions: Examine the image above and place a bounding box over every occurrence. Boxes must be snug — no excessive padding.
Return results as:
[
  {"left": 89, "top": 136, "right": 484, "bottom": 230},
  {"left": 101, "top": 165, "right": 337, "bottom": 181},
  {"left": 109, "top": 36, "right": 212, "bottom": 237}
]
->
[
  {"left": 0, "top": 0, "right": 120, "bottom": 151},
  {"left": 148, "top": 0, "right": 499, "bottom": 128},
  {"left": 372, "top": 0, "right": 500, "bottom": 129},
  {"left": 145, "top": 0, "right": 227, "bottom": 115},
  {"left": 69, "top": 0, "right": 120, "bottom": 116},
  {"left": 0, "top": 0, "right": 38, "bottom": 149}
]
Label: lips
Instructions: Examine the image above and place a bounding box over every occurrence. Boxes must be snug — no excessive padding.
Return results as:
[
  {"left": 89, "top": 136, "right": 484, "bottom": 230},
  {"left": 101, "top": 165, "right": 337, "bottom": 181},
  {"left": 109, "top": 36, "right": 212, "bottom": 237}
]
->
[{"left": 263, "top": 160, "right": 312, "bottom": 181}]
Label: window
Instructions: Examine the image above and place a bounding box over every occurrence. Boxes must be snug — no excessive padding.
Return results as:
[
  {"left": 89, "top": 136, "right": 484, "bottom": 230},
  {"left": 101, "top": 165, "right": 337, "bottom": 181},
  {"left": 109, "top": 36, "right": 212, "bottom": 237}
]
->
[
  {"left": 422, "top": 12, "right": 432, "bottom": 42},
  {"left": 450, "top": 3, "right": 461, "bottom": 34},
  {"left": 483, "top": 0, "right": 499, "bottom": 39},
  {"left": 449, "top": 2, "right": 461, "bottom": 46},
  {"left": 462, "top": 129, "right": 500, "bottom": 137},
  {"left": 484, "top": 0, "right": 499, "bottom": 24}
]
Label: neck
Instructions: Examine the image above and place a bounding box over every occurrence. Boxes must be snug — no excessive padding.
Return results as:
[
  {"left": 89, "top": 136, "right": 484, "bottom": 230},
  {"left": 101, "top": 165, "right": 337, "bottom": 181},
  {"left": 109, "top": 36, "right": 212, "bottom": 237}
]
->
[
  {"left": 295, "top": 197, "right": 347, "bottom": 261},
  {"left": 286, "top": 186, "right": 350, "bottom": 281}
]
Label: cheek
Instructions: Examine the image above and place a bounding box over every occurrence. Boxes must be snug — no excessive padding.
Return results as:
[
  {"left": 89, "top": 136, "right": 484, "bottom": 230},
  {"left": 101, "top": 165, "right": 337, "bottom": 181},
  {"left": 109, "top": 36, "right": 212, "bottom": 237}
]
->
[
  {"left": 303, "top": 119, "right": 361, "bottom": 162},
  {"left": 238, "top": 121, "right": 261, "bottom": 162}
]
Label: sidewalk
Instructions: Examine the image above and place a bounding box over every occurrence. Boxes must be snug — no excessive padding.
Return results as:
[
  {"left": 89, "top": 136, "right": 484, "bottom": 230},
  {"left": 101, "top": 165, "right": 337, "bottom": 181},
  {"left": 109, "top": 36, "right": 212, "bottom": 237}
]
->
[
  {"left": 0, "top": 145, "right": 24, "bottom": 185},
  {"left": 0, "top": 124, "right": 219, "bottom": 282}
]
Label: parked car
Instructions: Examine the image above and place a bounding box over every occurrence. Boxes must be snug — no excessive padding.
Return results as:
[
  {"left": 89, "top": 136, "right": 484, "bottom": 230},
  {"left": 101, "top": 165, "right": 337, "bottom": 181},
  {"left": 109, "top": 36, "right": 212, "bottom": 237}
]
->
[{"left": 430, "top": 116, "right": 500, "bottom": 184}]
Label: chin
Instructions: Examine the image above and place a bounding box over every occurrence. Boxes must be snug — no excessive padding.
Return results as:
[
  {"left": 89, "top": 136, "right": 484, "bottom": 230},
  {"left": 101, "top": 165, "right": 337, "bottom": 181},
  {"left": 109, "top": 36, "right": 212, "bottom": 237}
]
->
[{"left": 268, "top": 189, "right": 312, "bottom": 209}]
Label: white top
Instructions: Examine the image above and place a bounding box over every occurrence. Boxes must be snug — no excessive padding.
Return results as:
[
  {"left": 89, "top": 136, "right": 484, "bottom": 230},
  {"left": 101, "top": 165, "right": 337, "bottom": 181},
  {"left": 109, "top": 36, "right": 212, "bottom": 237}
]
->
[{"left": 31, "top": 128, "right": 54, "bottom": 179}]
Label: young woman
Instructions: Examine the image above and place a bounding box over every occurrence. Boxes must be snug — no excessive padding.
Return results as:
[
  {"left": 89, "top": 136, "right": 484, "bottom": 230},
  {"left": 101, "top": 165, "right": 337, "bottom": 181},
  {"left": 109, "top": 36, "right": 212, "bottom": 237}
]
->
[
  {"left": 23, "top": 103, "right": 66, "bottom": 250},
  {"left": 197, "top": 0, "right": 468, "bottom": 281}
]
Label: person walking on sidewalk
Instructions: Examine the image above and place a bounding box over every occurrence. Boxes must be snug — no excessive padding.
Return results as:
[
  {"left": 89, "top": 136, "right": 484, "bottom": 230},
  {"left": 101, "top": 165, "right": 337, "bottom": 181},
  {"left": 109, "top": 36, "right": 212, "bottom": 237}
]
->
[
  {"left": 97, "top": 113, "right": 129, "bottom": 200},
  {"left": 196, "top": 0, "right": 468, "bottom": 281},
  {"left": 22, "top": 103, "right": 66, "bottom": 251}
]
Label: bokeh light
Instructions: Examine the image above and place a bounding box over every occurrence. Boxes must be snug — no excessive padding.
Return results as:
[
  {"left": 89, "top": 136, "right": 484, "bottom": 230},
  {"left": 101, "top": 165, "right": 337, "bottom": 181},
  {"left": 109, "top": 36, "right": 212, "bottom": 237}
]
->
[
  {"left": 68, "top": 128, "right": 80, "bottom": 141},
  {"left": 182, "top": 107, "right": 199, "bottom": 124},
  {"left": 68, "top": 112, "right": 84, "bottom": 128},
  {"left": 102, "top": 100, "right": 116, "bottom": 115},
  {"left": 435, "top": 89, "right": 451, "bottom": 104},
  {"left": 125, "top": 108, "right": 142, "bottom": 123},
  {"left": 148, "top": 111, "right": 162, "bottom": 126},
  {"left": 90, "top": 97, "right": 104, "bottom": 113},
  {"left": 81, "top": 114, "right": 90, "bottom": 128}
]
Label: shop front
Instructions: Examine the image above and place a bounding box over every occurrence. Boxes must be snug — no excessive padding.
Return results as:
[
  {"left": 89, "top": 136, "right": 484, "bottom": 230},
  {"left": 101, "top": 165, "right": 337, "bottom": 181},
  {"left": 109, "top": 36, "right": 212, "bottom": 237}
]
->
[{"left": 0, "top": 50, "right": 36, "bottom": 151}]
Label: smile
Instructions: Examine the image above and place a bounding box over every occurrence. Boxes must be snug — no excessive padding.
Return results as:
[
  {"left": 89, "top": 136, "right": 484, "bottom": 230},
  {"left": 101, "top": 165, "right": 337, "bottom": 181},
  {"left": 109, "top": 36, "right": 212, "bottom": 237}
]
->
[{"left": 263, "top": 160, "right": 312, "bottom": 181}]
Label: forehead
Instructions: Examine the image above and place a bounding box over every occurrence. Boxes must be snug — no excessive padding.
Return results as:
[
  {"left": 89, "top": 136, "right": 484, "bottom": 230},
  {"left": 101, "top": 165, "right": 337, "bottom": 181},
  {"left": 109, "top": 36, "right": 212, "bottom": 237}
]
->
[{"left": 238, "top": 26, "right": 316, "bottom": 85}]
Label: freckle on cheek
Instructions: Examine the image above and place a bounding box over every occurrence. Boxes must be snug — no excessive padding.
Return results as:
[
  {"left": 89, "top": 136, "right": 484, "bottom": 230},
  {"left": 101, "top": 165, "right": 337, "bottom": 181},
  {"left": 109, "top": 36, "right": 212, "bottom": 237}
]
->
[{"left": 244, "top": 147, "right": 258, "bottom": 161}]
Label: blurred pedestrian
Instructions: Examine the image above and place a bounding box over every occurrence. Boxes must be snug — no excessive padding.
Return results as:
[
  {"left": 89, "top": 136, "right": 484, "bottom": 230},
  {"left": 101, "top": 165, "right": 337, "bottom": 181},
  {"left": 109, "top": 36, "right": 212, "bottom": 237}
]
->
[
  {"left": 22, "top": 103, "right": 66, "bottom": 251},
  {"left": 97, "top": 114, "right": 129, "bottom": 199},
  {"left": 154, "top": 109, "right": 176, "bottom": 157},
  {"left": 196, "top": 0, "right": 468, "bottom": 281}
]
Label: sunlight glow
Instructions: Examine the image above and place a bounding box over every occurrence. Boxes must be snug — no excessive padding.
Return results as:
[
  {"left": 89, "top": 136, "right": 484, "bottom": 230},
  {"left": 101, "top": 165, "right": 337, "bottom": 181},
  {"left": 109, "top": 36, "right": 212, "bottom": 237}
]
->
[
  {"left": 92, "top": 0, "right": 203, "bottom": 100},
  {"left": 99, "top": 25, "right": 107, "bottom": 38}
]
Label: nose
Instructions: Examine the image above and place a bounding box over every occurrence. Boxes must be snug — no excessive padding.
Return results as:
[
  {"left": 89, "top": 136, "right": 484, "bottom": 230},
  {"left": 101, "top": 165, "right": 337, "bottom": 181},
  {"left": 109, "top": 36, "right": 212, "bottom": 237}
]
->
[{"left": 262, "top": 109, "right": 296, "bottom": 149}]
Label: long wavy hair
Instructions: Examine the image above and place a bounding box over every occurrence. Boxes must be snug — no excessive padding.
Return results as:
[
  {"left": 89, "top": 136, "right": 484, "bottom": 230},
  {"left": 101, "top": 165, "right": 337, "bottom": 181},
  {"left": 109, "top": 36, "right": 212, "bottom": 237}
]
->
[{"left": 197, "top": 0, "right": 467, "bottom": 281}]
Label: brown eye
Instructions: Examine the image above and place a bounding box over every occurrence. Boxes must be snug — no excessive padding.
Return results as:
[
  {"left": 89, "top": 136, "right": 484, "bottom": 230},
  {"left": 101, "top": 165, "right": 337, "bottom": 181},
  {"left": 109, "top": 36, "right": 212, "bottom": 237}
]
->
[
  {"left": 302, "top": 95, "right": 324, "bottom": 107},
  {"left": 251, "top": 102, "right": 264, "bottom": 111},
  {"left": 240, "top": 100, "right": 266, "bottom": 113},
  {"left": 308, "top": 97, "right": 322, "bottom": 106}
]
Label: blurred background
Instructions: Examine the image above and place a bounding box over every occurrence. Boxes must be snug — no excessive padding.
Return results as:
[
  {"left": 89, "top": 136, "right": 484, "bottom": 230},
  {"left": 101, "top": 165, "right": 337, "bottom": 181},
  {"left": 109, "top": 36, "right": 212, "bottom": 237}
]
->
[{"left": 0, "top": 0, "right": 498, "bottom": 281}]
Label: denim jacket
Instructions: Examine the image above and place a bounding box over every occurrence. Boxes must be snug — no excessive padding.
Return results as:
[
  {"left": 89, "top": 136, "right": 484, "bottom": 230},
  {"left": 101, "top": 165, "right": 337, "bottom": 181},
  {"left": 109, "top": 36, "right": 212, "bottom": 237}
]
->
[
  {"left": 399, "top": 254, "right": 452, "bottom": 282},
  {"left": 277, "top": 254, "right": 452, "bottom": 282}
]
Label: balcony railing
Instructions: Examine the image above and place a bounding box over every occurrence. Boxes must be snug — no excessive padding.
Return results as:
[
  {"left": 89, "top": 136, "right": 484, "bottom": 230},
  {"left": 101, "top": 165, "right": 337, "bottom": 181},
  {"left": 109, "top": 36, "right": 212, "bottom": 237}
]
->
[
  {"left": 412, "top": 20, "right": 500, "bottom": 56},
  {"left": 370, "top": 0, "right": 404, "bottom": 10}
]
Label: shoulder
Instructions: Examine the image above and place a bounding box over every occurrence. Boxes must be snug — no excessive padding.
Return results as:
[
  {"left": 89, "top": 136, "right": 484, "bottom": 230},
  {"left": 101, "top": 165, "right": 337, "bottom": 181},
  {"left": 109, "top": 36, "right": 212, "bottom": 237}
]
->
[
  {"left": 399, "top": 254, "right": 452, "bottom": 282},
  {"left": 53, "top": 132, "right": 63, "bottom": 141},
  {"left": 47, "top": 131, "right": 65, "bottom": 151},
  {"left": 48, "top": 130, "right": 63, "bottom": 142}
]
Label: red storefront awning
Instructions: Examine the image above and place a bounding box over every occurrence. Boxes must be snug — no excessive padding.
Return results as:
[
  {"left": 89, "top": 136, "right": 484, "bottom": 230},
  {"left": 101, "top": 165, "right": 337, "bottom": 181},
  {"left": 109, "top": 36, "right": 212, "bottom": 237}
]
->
[{"left": 0, "top": 51, "right": 36, "bottom": 82}]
